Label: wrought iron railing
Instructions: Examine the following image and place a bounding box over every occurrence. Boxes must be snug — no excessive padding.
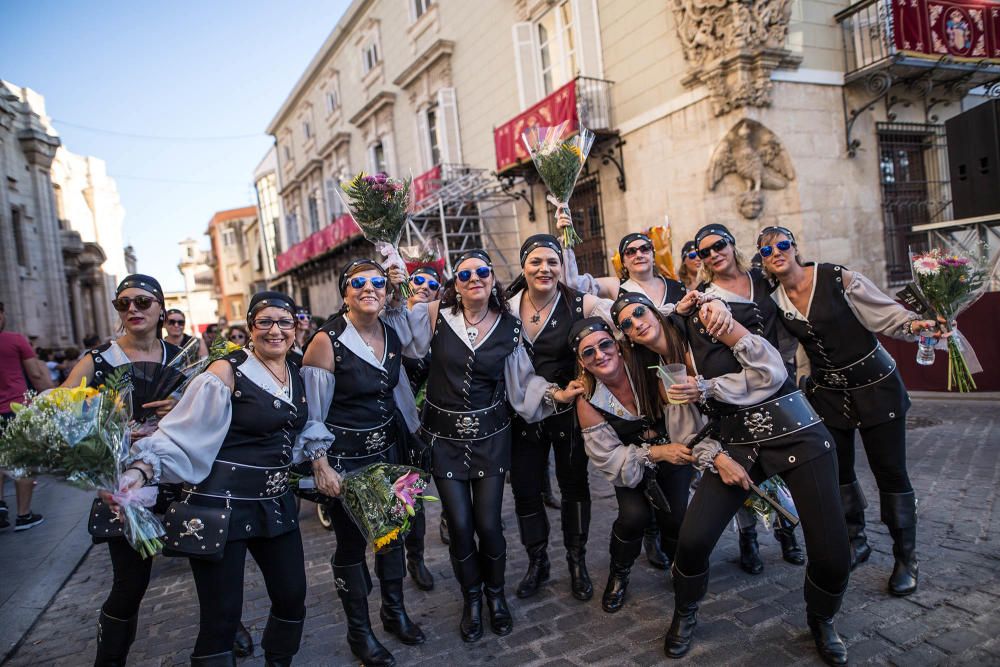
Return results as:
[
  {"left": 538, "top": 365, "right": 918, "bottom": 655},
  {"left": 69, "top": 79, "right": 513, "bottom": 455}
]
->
[
  {"left": 837, "top": 0, "right": 893, "bottom": 76},
  {"left": 575, "top": 76, "right": 613, "bottom": 132}
]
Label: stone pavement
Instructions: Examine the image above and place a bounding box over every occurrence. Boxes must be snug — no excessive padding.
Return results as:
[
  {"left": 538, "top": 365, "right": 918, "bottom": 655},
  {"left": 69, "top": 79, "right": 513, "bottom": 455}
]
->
[{"left": 5, "top": 397, "right": 1000, "bottom": 666}]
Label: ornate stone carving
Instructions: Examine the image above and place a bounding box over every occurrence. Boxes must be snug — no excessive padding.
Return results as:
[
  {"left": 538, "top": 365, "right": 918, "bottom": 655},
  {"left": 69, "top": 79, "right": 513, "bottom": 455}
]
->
[
  {"left": 668, "top": 0, "right": 801, "bottom": 116},
  {"left": 707, "top": 119, "right": 795, "bottom": 219}
]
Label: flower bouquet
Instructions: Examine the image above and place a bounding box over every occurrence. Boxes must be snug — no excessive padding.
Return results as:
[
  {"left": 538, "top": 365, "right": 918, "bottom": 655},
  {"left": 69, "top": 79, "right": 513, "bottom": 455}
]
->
[
  {"left": 903, "top": 246, "right": 997, "bottom": 391},
  {"left": 522, "top": 121, "right": 595, "bottom": 248},
  {"left": 340, "top": 463, "right": 437, "bottom": 552},
  {"left": 400, "top": 237, "right": 447, "bottom": 279},
  {"left": 339, "top": 172, "right": 413, "bottom": 297},
  {"left": 743, "top": 475, "right": 796, "bottom": 527},
  {"left": 0, "top": 370, "right": 165, "bottom": 557},
  {"left": 173, "top": 334, "right": 243, "bottom": 396}
]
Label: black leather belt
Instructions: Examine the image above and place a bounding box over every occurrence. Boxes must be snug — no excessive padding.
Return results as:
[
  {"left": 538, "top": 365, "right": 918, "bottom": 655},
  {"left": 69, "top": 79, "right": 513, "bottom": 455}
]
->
[
  {"left": 719, "top": 391, "right": 822, "bottom": 445},
  {"left": 812, "top": 344, "right": 896, "bottom": 391},
  {"left": 186, "top": 460, "right": 291, "bottom": 501},
  {"left": 325, "top": 416, "right": 396, "bottom": 459},
  {"left": 422, "top": 400, "right": 510, "bottom": 441}
]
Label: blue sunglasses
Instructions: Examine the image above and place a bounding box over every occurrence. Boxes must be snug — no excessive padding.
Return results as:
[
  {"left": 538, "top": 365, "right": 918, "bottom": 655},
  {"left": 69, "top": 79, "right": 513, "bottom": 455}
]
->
[
  {"left": 759, "top": 239, "right": 795, "bottom": 258},
  {"left": 457, "top": 266, "right": 492, "bottom": 282},
  {"left": 410, "top": 275, "right": 440, "bottom": 291},
  {"left": 350, "top": 276, "right": 387, "bottom": 290},
  {"left": 686, "top": 251, "right": 699, "bottom": 260}
]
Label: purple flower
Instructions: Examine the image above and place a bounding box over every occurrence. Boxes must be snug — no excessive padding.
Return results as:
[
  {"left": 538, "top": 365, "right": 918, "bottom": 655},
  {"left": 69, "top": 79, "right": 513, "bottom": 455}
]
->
[
  {"left": 362, "top": 175, "right": 376, "bottom": 185},
  {"left": 374, "top": 172, "right": 388, "bottom": 184}
]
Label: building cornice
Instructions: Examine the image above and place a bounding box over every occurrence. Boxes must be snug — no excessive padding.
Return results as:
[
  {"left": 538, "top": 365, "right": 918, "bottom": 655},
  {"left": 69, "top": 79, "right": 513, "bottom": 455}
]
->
[
  {"left": 319, "top": 131, "right": 351, "bottom": 159},
  {"left": 348, "top": 91, "right": 396, "bottom": 127},
  {"left": 393, "top": 39, "right": 455, "bottom": 90}
]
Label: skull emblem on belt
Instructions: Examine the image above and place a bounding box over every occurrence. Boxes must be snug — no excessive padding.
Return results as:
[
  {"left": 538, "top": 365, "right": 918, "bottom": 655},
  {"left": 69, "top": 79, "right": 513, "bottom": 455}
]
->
[
  {"left": 365, "top": 430, "right": 387, "bottom": 452},
  {"left": 825, "top": 371, "right": 848, "bottom": 388},
  {"left": 456, "top": 416, "right": 480, "bottom": 437},
  {"left": 265, "top": 470, "right": 290, "bottom": 495},
  {"left": 743, "top": 411, "right": 774, "bottom": 437},
  {"left": 180, "top": 518, "right": 205, "bottom": 540}
]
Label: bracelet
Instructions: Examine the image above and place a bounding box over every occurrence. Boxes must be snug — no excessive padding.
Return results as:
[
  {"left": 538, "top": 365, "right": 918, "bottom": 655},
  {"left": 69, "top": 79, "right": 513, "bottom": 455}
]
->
[
  {"left": 308, "top": 448, "right": 329, "bottom": 462},
  {"left": 694, "top": 375, "right": 711, "bottom": 403},
  {"left": 543, "top": 384, "right": 559, "bottom": 409},
  {"left": 126, "top": 466, "right": 151, "bottom": 486}
]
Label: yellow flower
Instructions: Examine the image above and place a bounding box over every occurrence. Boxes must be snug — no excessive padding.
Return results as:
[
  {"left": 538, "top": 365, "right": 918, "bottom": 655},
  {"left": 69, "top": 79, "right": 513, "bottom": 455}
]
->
[
  {"left": 565, "top": 143, "right": 584, "bottom": 163},
  {"left": 374, "top": 527, "right": 401, "bottom": 550}
]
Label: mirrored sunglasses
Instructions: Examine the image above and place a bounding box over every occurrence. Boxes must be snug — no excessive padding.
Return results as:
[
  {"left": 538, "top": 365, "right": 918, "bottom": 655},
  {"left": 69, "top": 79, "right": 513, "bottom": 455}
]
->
[{"left": 457, "top": 266, "right": 492, "bottom": 282}]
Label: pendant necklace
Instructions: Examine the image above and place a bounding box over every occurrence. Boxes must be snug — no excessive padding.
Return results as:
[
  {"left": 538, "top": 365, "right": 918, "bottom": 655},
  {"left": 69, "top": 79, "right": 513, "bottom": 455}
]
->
[
  {"left": 351, "top": 315, "right": 381, "bottom": 358},
  {"left": 463, "top": 307, "right": 490, "bottom": 346},
  {"left": 526, "top": 290, "right": 558, "bottom": 324},
  {"left": 253, "top": 350, "right": 290, "bottom": 398}
]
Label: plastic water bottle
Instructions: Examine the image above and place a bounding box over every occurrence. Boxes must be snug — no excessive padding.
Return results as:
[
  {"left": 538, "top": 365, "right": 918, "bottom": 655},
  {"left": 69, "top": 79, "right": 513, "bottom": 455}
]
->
[{"left": 916, "top": 335, "right": 936, "bottom": 366}]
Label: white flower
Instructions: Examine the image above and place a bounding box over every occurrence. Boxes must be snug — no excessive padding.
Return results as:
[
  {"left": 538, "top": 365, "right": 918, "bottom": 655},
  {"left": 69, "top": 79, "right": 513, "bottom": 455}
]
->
[{"left": 913, "top": 256, "right": 940, "bottom": 276}]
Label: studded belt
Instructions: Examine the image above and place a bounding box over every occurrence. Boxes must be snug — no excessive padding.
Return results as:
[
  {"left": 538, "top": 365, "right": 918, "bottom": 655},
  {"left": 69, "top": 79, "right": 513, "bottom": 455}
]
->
[
  {"left": 719, "top": 390, "right": 822, "bottom": 445},
  {"left": 325, "top": 416, "right": 397, "bottom": 459},
  {"left": 422, "top": 400, "right": 510, "bottom": 441},
  {"left": 185, "top": 460, "right": 291, "bottom": 501},
  {"left": 812, "top": 344, "right": 896, "bottom": 391}
]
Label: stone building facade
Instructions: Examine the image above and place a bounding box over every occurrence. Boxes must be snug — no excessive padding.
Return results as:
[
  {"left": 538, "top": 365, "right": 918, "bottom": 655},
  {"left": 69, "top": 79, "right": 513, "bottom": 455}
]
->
[
  {"left": 206, "top": 206, "right": 258, "bottom": 323},
  {"left": 265, "top": 0, "right": 1000, "bottom": 296},
  {"left": 173, "top": 238, "right": 219, "bottom": 335}
]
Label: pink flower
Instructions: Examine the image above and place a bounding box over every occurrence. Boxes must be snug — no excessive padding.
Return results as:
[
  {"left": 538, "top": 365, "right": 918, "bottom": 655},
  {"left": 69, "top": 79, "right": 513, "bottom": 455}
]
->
[
  {"left": 393, "top": 471, "right": 423, "bottom": 515},
  {"left": 913, "top": 255, "right": 940, "bottom": 276}
]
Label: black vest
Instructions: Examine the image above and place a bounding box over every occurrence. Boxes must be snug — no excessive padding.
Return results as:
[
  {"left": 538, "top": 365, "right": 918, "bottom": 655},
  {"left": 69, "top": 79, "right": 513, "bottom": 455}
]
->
[
  {"left": 88, "top": 340, "right": 182, "bottom": 412},
  {"left": 402, "top": 352, "right": 431, "bottom": 396},
  {"left": 521, "top": 288, "right": 585, "bottom": 386},
  {"left": 620, "top": 275, "right": 687, "bottom": 307},
  {"left": 594, "top": 406, "right": 668, "bottom": 446}
]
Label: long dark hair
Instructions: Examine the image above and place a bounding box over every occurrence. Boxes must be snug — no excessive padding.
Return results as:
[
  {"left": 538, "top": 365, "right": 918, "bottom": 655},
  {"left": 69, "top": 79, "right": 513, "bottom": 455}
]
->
[
  {"left": 626, "top": 307, "right": 689, "bottom": 416},
  {"left": 441, "top": 274, "right": 510, "bottom": 315},
  {"left": 576, "top": 336, "right": 663, "bottom": 422}
]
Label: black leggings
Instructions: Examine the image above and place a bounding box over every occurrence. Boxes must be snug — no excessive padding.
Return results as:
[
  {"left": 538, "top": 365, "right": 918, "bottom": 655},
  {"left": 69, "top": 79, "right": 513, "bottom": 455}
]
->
[
  {"left": 328, "top": 496, "right": 372, "bottom": 567},
  {"left": 435, "top": 475, "right": 506, "bottom": 558},
  {"left": 189, "top": 530, "right": 307, "bottom": 655},
  {"left": 510, "top": 412, "right": 590, "bottom": 517},
  {"left": 828, "top": 418, "right": 912, "bottom": 493},
  {"left": 613, "top": 463, "right": 693, "bottom": 546},
  {"left": 101, "top": 539, "right": 153, "bottom": 619},
  {"left": 675, "top": 451, "right": 850, "bottom": 594}
]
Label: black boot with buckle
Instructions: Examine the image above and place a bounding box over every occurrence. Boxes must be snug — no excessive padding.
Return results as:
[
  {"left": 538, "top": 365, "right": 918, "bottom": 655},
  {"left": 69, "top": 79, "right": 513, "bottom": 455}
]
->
[
  {"left": 841, "top": 479, "right": 872, "bottom": 569},
  {"left": 333, "top": 560, "right": 395, "bottom": 666},
  {"left": 562, "top": 501, "right": 594, "bottom": 601},
  {"left": 882, "top": 491, "right": 919, "bottom": 596},
  {"left": 480, "top": 551, "right": 514, "bottom": 636},
  {"left": 663, "top": 565, "right": 710, "bottom": 659},
  {"left": 261, "top": 613, "right": 305, "bottom": 667},
  {"left": 601, "top": 531, "right": 642, "bottom": 613},
  {"left": 804, "top": 573, "right": 849, "bottom": 666},
  {"left": 514, "top": 511, "right": 550, "bottom": 599},
  {"left": 376, "top": 547, "right": 426, "bottom": 645},
  {"left": 451, "top": 552, "right": 484, "bottom": 642}
]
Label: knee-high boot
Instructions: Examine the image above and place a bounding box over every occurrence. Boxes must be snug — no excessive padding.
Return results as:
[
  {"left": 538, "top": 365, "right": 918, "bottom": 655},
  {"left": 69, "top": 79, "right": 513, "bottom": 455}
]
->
[
  {"left": 451, "top": 552, "right": 484, "bottom": 642},
  {"left": 774, "top": 517, "right": 805, "bottom": 565},
  {"left": 261, "top": 613, "right": 305, "bottom": 667},
  {"left": 881, "top": 491, "right": 918, "bottom": 596},
  {"left": 333, "top": 560, "right": 394, "bottom": 666},
  {"left": 94, "top": 611, "right": 138, "bottom": 667},
  {"left": 562, "top": 501, "right": 593, "bottom": 601},
  {"left": 601, "top": 531, "right": 642, "bottom": 613},
  {"left": 189, "top": 652, "right": 236, "bottom": 667},
  {"left": 738, "top": 523, "right": 764, "bottom": 575},
  {"left": 840, "top": 480, "right": 872, "bottom": 568},
  {"left": 514, "top": 511, "right": 550, "bottom": 598},
  {"left": 480, "top": 551, "right": 513, "bottom": 636},
  {"left": 404, "top": 511, "right": 434, "bottom": 591},
  {"left": 643, "top": 517, "right": 667, "bottom": 569},
  {"left": 375, "top": 546, "right": 426, "bottom": 645},
  {"left": 663, "top": 565, "right": 710, "bottom": 659},
  {"left": 804, "top": 572, "right": 849, "bottom": 666}
]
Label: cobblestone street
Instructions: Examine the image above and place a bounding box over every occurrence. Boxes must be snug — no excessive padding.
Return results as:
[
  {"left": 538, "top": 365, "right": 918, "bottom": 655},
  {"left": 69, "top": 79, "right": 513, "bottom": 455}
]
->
[{"left": 6, "top": 397, "right": 1000, "bottom": 666}]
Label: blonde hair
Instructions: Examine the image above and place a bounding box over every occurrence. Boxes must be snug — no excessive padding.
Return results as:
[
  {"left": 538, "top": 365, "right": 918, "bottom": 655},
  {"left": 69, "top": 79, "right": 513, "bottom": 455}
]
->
[
  {"left": 699, "top": 243, "right": 750, "bottom": 283},
  {"left": 757, "top": 229, "right": 806, "bottom": 281}
]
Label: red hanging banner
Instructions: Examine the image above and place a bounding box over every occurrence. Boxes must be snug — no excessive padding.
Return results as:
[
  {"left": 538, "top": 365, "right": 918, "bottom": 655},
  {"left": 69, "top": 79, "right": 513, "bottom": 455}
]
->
[
  {"left": 893, "top": 0, "right": 1000, "bottom": 62},
  {"left": 275, "top": 214, "right": 360, "bottom": 273},
  {"left": 493, "top": 80, "right": 578, "bottom": 173}
]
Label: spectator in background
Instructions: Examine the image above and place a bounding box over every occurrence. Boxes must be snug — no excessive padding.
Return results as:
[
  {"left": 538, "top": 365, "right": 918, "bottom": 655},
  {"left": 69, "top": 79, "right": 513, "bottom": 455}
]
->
[
  {"left": 226, "top": 325, "right": 249, "bottom": 347},
  {"left": 200, "top": 323, "right": 220, "bottom": 357},
  {"left": 60, "top": 348, "right": 80, "bottom": 378},
  {"left": 0, "top": 301, "right": 52, "bottom": 531},
  {"left": 37, "top": 348, "right": 62, "bottom": 384},
  {"left": 162, "top": 309, "right": 196, "bottom": 349}
]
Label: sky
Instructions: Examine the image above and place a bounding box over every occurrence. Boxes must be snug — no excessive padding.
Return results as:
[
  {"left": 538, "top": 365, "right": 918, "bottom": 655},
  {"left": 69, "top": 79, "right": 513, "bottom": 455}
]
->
[{"left": 0, "top": 1, "right": 350, "bottom": 291}]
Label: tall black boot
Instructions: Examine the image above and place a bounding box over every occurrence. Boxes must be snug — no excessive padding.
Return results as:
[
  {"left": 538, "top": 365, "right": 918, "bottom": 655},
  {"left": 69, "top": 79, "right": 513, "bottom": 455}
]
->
[
  {"left": 541, "top": 465, "right": 561, "bottom": 509},
  {"left": 451, "top": 552, "right": 484, "bottom": 642},
  {"left": 480, "top": 551, "right": 513, "bottom": 636},
  {"left": 404, "top": 511, "right": 434, "bottom": 591},
  {"left": 94, "top": 611, "right": 137, "bottom": 667},
  {"left": 562, "top": 501, "right": 594, "bottom": 601},
  {"left": 333, "top": 560, "right": 394, "bottom": 666},
  {"left": 739, "top": 524, "right": 764, "bottom": 575},
  {"left": 439, "top": 517, "right": 450, "bottom": 545},
  {"left": 375, "top": 547, "right": 426, "bottom": 645},
  {"left": 190, "top": 652, "right": 236, "bottom": 667},
  {"left": 804, "top": 573, "right": 849, "bottom": 666},
  {"left": 841, "top": 480, "right": 872, "bottom": 568},
  {"left": 643, "top": 519, "right": 667, "bottom": 569},
  {"left": 882, "top": 491, "right": 919, "bottom": 596},
  {"left": 261, "top": 613, "right": 305, "bottom": 667},
  {"left": 660, "top": 534, "right": 678, "bottom": 571},
  {"left": 601, "top": 531, "right": 642, "bottom": 613},
  {"left": 663, "top": 565, "right": 710, "bottom": 659},
  {"left": 233, "top": 621, "right": 254, "bottom": 658},
  {"left": 774, "top": 518, "right": 805, "bottom": 565},
  {"left": 514, "top": 511, "right": 550, "bottom": 598}
]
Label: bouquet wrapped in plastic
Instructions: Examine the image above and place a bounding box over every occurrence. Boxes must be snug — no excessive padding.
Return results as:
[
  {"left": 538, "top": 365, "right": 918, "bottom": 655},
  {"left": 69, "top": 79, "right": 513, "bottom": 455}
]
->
[
  {"left": 339, "top": 171, "right": 413, "bottom": 297},
  {"left": 400, "top": 237, "right": 447, "bottom": 279},
  {"left": 173, "top": 335, "right": 244, "bottom": 396},
  {"left": 0, "top": 370, "right": 165, "bottom": 557},
  {"left": 340, "top": 463, "right": 437, "bottom": 552},
  {"left": 522, "top": 121, "right": 595, "bottom": 248},
  {"left": 901, "top": 246, "right": 998, "bottom": 391},
  {"left": 742, "top": 475, "right": 796, "bottom": 527}
]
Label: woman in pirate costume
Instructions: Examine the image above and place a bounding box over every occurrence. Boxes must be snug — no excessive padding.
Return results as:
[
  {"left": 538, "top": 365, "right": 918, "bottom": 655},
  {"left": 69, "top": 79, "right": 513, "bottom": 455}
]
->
[
  {"left": 296, "top": 259, "right": 423, "bottom": 667},
  {"left": 124, "top": 291, "right": 309, "bottom": 666},
  {"left": 757, "top": 226, "right": 937, "bottom": 597},
  {"left": 388, "top": 249, "right": 582, "bottom": 642},
  {"left": 621, "top": 234, "right": 853, "bottom": 665},
  {"left": 570, "top": 313, "right": 711, "bottom": 612},
  {"left": 677, "top": 241, "right": 703, "bottom": 293}
]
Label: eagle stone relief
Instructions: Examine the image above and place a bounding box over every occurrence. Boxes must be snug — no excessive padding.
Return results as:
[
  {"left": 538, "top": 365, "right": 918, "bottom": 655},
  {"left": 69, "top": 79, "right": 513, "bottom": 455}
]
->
[{"left": 707, "top": 119, "right": 795, "bottom": 219}]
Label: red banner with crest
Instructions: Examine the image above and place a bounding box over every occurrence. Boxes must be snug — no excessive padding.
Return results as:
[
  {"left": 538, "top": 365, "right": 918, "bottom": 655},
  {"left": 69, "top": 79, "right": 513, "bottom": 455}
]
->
[
  {"left": 275, "top": 214, "right": 361, "bottom": 273},
  {"left": 893, "top": 0, "right": 1000, "bottom": 61},
  {"left": 494, "top": 80, "right": 578, "bottom": 173}
]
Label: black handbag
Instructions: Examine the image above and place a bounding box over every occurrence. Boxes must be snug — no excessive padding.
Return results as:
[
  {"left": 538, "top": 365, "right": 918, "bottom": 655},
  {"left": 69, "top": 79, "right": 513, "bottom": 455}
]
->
[
  {"left": 162, "top": 497, "right": 231, "bottom": 562},
  {"left": 88, "top": 498, "right": 124, "bottom": 540}
]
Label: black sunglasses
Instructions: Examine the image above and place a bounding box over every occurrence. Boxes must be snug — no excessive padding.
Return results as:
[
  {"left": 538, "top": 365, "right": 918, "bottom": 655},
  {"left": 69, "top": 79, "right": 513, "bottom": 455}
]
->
[
  {"left": 697, "top": 239, "right": 730, "bottom": 259},
  {"left": 686, "top": 251, "right": 700, "bottom": 261},
  {"left": 623, "top": 243, "right": 653, "bottom": 258},
  {"left": 579, "top": 338, "right": 617, "bottom": 360},
  {"left": 166, "top": 318, "right": 185, "bottom": 326},
  {"left": 617, "top": 304, "right": 648, "bottom": 332},
  {"left": 759, "top": 239, "right": 795, "bottom": 258},
  {"left": 350, "top": 276, "right": 387, "bottom": 290},
  {"left": 112, "top": 296, "right": 156, "bottom": 312},
  {"left": 252, "top": 318, "right": 296, "bottom": 331},
  {"left": 410, "top": 275, "right": 440, "bottom": 290},
  {"left": 457, "top": 266, "right": 492, "bottom": 282}
]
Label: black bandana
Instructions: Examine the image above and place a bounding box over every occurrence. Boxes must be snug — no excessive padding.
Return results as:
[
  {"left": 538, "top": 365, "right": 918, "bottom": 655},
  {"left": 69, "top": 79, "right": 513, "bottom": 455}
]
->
[
  {"left": 681, "top": 240, "right": 697, "bottom": 256},
  {"left": 618, "top": 233, "right": 652, "bottom": 259},
  {"left": 412, "top": 266, "right": 441, "bottom": 282},
  {"left": 567, "top": 316, "right": 613, "bottom": 351},
  {"left": 116, "top": 274, "right": 163, "bottom": 301},
  {"left": 520, "top": 234, "right": 563, "bottom": 266},
  {"left": 247, "top": 291, "right": 296, "bottom": 321},
  {"left": 338, "top": 259, "right": 386, "bottom": 295},
  {"left": 455, "top": 250, "right": 493, "bottom": 270},
  {"left": 756, "top": 225, "right": 796, "bottom": 247},
  {"left": 611, "top": 291, "right": 657, "bottom": 328},
  {"left": 694, "top": 224, "right": 735, "bottom": 247}
]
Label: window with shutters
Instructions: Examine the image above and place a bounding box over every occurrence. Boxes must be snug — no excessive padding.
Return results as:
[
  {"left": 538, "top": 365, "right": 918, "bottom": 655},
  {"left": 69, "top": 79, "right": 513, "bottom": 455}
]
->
[
  {"left": 537, "top": 2, "right": 577, "bottom": 96},
  {"left": 324, "top": 177, "right": 345, "bottom": 221},
  {"left": 426, "top": 105, "right": 441, "bottom": 167},
  {"left": 362, "top": 40, "right": 380, "bottom": 75},
  {"left": 286, "top": 210, "right": 300, "bottom": 246},
  {"left": 370, "top": 142, "right": 387, "bottom": 174},
  {"left": 302, "top": 120, "right": 313, "bottom": 140},
  {"left": 308, "top": 191, "right": 321, "bottom": 234},
  {"left": 413, "top": 0, "right": 433, "bottom": 20},
  {"left": 325, "top": 90, "right": 339, "bottom": 115},
  {"left": 282, "top": 144, "right": 291, "bottom": 162}
]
